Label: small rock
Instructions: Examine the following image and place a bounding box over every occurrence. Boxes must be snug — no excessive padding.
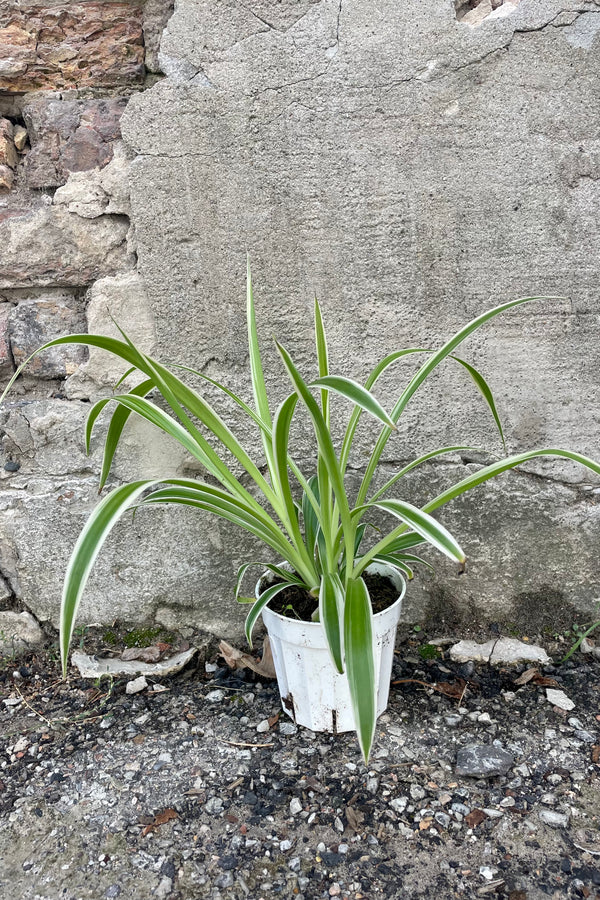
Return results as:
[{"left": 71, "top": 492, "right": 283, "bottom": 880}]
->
[
  {"left": 280, "top": 839, "right": 292, "bottom": 852},
  {"left": 410, "top": 784, "right": 426, "bottom": 800},
  {"left": 456, "top": 745, "right": 515, "bottom": 778},
  {"left": 546, "top": 689, "right": 575, "bottom": 711},
  {"left": 125, "top": 676, "right": 148, "bottom": 695},
  {"left": 538, "top": 809, "right": 570, "bottom": 828},
  {"left": 279, "top": 722, "right": 297, "bottom": 736},
  {"left": 449, "top": 638, "right": 550, "bottom": 666},
  {"left": 71, "top": 648, "right": 197, "bottom": 679},
  {"left": 13, "top": 125, "right": 27, "bottom": 151},
  {"left": 390, "top": 797, "right": 408, "bottom": 813},
  {"left": 256, "top": 720, "right": 270, "bottom": 733},
  {"left": 480, "top": 866, "right": 499, "bottom": 881},
  {"left": 289, "top": 798, "right": 302, "bottom": 816},
  {"left": 0, "top": 611, "right": 44, "bottom": 654}
]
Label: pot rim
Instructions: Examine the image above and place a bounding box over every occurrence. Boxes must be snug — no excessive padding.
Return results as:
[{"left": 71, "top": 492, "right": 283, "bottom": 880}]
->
[{"left": 258, "top": 561, "right": 406, "bottom": 627}]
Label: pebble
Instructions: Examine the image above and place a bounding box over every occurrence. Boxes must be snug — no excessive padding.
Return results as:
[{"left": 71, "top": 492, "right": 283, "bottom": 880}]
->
[
  {"left": 546, "top": 688, "right": 575, "bottom": 711},
  {"left": 410, "top": 784, "right": 426, "bottom": 800},
  {"left": 480, "top": 866, "right": 499, "bottom": 881},
  {"left": 205, "top": 690, "right": 225, "bottom": 703},
  {"left": 538, "top": 809, "right": 570, "bottom": 828},
  {"left": 289, "top": 798, "right": 302, "bottom": 816},
  {"left": 455, "top": 745, "right": 514, "bottom": 778},
  {"left": 257, "top": 720, "right": 270, "bottom": 733},
  {"left": 279, "top": 722, "right": 297, "bottom": 736},
  {"left": 125, "top": 676, "right": 148, "bottom": 695}
]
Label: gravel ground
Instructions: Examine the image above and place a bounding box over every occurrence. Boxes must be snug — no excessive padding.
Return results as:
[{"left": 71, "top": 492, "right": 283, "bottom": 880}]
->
[{"left": 1, "top": 627, "right": 599, "bottom": 900}]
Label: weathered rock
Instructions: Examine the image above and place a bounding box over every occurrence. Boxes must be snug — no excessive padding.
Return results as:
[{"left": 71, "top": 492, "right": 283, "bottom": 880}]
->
[
  {"left": 0, "top": 303, "right": 14, "bottom": 378},
  {"left": 0, "top": 573, "right": 11, "bottom": 603},
  {"left": 71, "top": 648, "right": 197, "bottom": 678},
  {"left": 0, "top": 205, "right": 133, "bottom": 288},
  {"left": 449, "top": 639, "right": 551, "bottom": 666},
  {"left": 64, "top": 272, "right": 155, "bottom": 398},
  {"left": 13, "top": 125, "right": 27, "bottom": 152},
  {"left": 52, "top": 143, "right": 131, "bottom": 219},
  {"left": 0, "top": 118, "right": 17, "bottom": 191},
  {"left": 538, "top": 809, "right": 570, "bottom": 828},
  {"left": 0, "top": 476, "right": 255, "bottom": 635},
  {"left": 0, "top": 118, "right": 17, "bottom": 169},
  {"left": 546, "top": 688, "right": 575, "bottom": 711},
  {"left": 0, "top": 400, "right": 101, "bottom": 477},
  {"left": 455, "top": 745, "right": 515, "bottom": 778},
  {"left": 0, "top": 164, "right": 14, "bottom": 191},
  {"left": 8, "top": 297, "right": 87, "bottom": 378},
  {"left": 0, "top": 3, "right": 145, "bottom": 93},
  {"left": 143, "top": 0, "right": 176, "bottom": 74},
  {"left": 125, "top": 675, "right": 149, "bottom": 694},
  {"left": 0, "top": 610, "right": 44, "bottom": 655},
  {"left": 23, "top": 97, "right": 128, "bottom": 190}
]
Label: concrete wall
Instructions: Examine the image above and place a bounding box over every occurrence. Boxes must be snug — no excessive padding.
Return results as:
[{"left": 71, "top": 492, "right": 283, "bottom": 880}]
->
[{"left": 1, "top": 0, "right": 600, "bottom": 639}]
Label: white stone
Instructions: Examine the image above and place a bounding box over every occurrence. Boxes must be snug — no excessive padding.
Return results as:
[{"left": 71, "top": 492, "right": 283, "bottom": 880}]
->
[
  {"left": 449, "top": 638, "right": 550, "bottom": 666},
  {"left": 125, "top": 675, "right": 148, "bottom": 694},
  {"left": 546, "top": 688, "right": 575, "bottom": 711},
  {"left": 71, "top": 647, "right": 197, "bottom": 678},
  {"left": 289, "top": 798, "right": 302, "bottom": 816},
  {"left": 538, "top": 809, "right": 569, "bottom": 828}
]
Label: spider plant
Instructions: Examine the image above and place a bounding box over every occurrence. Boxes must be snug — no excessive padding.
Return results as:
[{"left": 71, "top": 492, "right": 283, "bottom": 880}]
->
[{"left": 2, "top": 265, "right": 599, "bottom": 762}]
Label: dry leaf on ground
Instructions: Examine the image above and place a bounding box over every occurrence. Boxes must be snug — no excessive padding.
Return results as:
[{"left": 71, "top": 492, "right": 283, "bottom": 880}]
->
[
  {"left": 465, "top": 809, "right": 487, "bottom": 828},
  {"left": 141, "top": 808, "right": 178, "bottom": 836},
  {"left": 219, "top": 636, "right": 276, "bottom": 678}
]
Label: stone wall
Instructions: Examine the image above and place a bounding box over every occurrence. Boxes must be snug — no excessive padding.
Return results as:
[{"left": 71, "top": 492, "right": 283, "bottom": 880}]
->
[{"left": 1, "top": 0, "right": 600, "bottom": 641}]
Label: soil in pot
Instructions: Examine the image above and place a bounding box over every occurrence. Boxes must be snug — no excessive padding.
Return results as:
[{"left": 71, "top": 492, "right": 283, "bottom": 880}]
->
[{"left": 266, "top": 571, "right": 398, "bottom": 621}]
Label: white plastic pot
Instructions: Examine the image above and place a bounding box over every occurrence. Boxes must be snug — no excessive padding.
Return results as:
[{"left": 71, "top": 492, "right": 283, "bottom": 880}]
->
[{"left": 259, "top": 563, "right": 405, "bottom": 733}]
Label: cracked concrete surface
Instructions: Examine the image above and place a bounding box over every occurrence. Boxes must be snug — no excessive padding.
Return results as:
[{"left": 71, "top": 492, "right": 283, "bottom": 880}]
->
[
  {"left": 117, "top": 0, "right": 600, "bottom": 631},
  {"left": 2, "top": 0, "right": 599, "bottom": 638}
]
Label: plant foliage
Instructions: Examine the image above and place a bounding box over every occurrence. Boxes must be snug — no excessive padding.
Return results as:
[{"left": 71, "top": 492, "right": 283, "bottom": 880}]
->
[{"left": 2, "top": 264, "right": 599, "bottom": 761}]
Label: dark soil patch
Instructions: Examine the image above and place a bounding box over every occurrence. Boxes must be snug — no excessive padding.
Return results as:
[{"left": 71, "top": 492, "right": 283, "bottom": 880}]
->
[{"left": 266, "top": 572, "right": 400, "bottom": 620}]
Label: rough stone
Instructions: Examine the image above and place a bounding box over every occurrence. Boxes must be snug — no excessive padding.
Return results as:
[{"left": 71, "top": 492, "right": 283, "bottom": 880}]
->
[
  {"left": 13, "top": 125, "right": 27, "bottom": 152},
  {"left": 8, "top": 297, "right": 87, "bottom": 378},
  {"left": 455, "top": 745, "right": 515, "bottom": 778},
  {"left": 0, "top": 478, "right": 256, "bottom": 635},
  {"left": 0, "top": 610, "right": 44, "bottom": 655},
  {"left": 538, "top": 809, "right": 570, "bottom": 829},
  {"left": 449, "top": 638, "right": 551, "bottom": 666},
  {"left": 52, "top": 143, "right": 131, "bottom": 219},
  {"left": 546, "top": 688, "right": 575, "bottom": 711},
  {"left": 64, "top": 272, "right": 155, "bottom": 399},
  {"left": 0, "top": 303, "right": 14, "bottom": 378},
  {"left": 23, "top": 97, "right": 128, "bottom": 190},
  {"left": 125, "top": 675, "right": 149, "bottom": 694},
  {"left": 71, "top": 648, "right": 197, "bottom": 679},
  {"left": 0, "top": 118, "right": 17, "bottom": 168},
  {"left": 0, "top": 204, "right": 133, "bottom": 288},
  {"left": 0, "top": 3, "right": 145, "bottom": 93},
  {"left": 143, "top": 0, "right": 176, "bottom": 74}
]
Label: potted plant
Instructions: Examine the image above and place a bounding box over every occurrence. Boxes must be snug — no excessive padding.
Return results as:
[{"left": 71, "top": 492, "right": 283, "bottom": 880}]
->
[{"left": 2, "top": 265, "right": 599, "bottom": 762}]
